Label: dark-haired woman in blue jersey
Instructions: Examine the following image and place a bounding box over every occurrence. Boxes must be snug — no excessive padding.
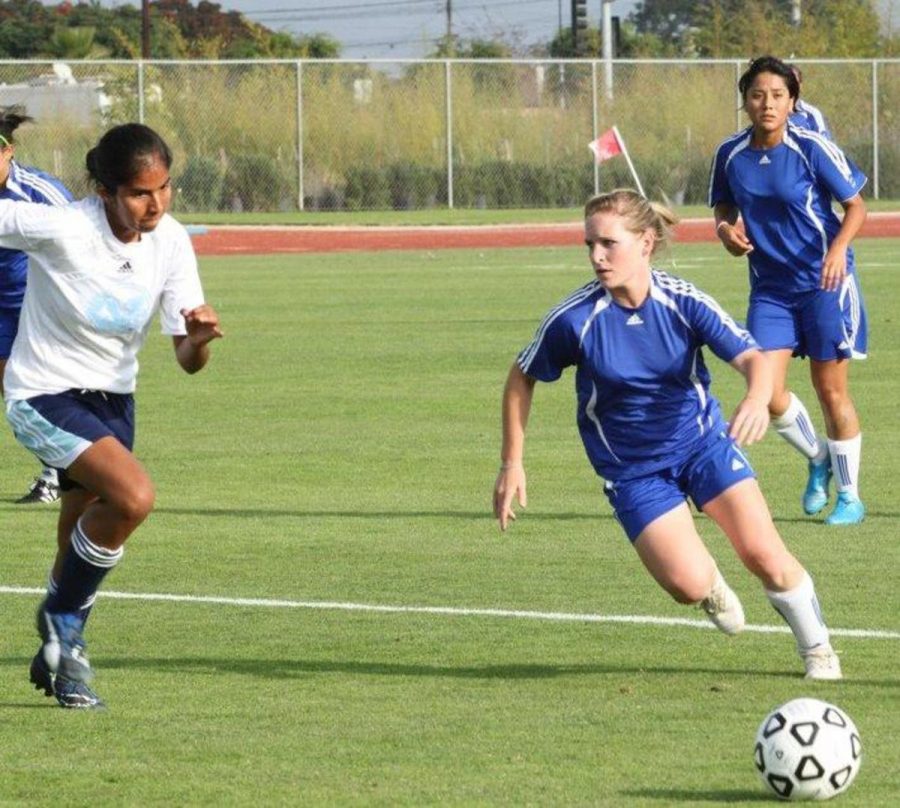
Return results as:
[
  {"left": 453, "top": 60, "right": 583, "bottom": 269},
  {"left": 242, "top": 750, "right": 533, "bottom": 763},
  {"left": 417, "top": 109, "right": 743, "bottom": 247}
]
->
[
  {"left": 493, "top": 189, "right": 841, "bottom": 680},
  {"left": 0, "top": 107, "right": 73, "bottom": 504},
  {"left": 709, "top": 55, "right": 868, "bottom": 526}
]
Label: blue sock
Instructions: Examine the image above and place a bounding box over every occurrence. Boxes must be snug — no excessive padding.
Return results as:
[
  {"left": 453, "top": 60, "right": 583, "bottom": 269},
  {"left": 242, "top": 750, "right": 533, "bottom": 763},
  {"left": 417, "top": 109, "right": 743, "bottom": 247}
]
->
[
  {"left": 46, "top": 520, "right": 123, "bottom": 616},
  {"left": 47, "top": 574, "right": 96, "bottom": 624}
]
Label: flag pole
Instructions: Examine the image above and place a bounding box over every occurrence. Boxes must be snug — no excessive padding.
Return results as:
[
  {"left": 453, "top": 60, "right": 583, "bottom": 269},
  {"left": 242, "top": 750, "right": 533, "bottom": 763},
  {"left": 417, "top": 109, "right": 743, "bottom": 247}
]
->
[{"left": 613, "top": 125, "right": 645, "bottom": 198}]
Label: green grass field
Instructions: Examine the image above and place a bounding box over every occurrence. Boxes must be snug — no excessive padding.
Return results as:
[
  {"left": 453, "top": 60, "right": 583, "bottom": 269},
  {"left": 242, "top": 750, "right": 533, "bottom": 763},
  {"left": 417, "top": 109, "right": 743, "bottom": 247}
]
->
[
  {"left": 1, "top": 239, "right": 898, "bottom": 806},
  {"left": 173, "top": 199, "right": 900, "bottom": 227}
]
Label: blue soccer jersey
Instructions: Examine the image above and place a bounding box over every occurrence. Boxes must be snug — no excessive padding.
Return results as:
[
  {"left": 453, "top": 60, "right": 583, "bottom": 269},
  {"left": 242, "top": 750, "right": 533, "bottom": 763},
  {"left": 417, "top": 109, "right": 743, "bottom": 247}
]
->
[
  {"left": 708, "top": 124, "right": 866, "bottom": 298},
  {"left": 790, "top": 99, "right": 832, "bottom": 141},
  {"left": 517, "top": 270, "right": 758, "bottom": 481},
  {"left": 0, "top": 161, "right": 72, "bottom": 309}
]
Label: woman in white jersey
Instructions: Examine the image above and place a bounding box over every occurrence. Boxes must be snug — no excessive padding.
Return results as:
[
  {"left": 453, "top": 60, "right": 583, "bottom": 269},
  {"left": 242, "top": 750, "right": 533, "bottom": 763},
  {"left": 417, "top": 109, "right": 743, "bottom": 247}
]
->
[
  {"left": 709, "top": 55, "right": 868, "bottom": 526},
  {"left": 494, "top": 190, "right": 841, "bottom": 681},
  {"left": 1, "top": 123, "right": 222, "bottom": 709}
]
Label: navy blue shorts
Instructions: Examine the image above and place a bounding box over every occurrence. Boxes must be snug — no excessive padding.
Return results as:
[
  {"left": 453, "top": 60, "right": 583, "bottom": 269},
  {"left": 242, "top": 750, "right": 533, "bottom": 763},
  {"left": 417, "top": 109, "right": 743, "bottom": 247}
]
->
[
  {"left": 603, "top": 431, "right": 756, "bottom": 542},
  {"left": 6, "top": 389, "right": 135, "bottom": 490},
  {"left": 0, "top": 306, "right": 20, "bottom": 359}
]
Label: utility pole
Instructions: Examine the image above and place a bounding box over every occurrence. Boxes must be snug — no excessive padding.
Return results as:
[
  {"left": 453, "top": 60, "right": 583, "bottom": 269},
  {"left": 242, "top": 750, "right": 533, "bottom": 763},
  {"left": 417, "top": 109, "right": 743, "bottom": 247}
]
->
[
  {"left": 602, "top": 0, "right": 614, "bottom": 98},
  {"left": 141, "top": 0, "right": 151, "bottom": 58},
  {"left": 446, "top": 0, "right": 452, "bottom": 42}
]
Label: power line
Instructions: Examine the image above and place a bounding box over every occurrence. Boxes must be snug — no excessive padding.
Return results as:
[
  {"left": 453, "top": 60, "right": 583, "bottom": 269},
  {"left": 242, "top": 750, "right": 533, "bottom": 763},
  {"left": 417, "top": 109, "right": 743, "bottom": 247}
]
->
[
  {"left": 248, "top": 0, "right": 550, "bottom": 25},
  {"left": 252, "top": 0, "right": 439, "bottom": 16}
]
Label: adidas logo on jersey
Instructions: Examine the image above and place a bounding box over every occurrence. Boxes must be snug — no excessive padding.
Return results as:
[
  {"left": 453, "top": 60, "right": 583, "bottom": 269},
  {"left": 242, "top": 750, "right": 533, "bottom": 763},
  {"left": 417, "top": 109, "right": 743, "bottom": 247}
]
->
[
  {"left": 117, "top": 261, "right": 134, "bottom": 274},
  {"left": 731, "top": 458, "right": 745, "bottom": 471},
  {"left": 758, "top": 155, "right": 771, "bottom": 165},
  {"left": 625, "top": 313, "right": 644, "bottom": 326}
]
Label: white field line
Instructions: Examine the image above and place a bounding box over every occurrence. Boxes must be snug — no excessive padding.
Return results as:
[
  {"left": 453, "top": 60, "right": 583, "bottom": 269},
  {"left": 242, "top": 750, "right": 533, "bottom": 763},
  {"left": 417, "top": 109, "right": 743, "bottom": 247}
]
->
[{"left": 2, "top": 585, "right": 898, "bottom": 640}]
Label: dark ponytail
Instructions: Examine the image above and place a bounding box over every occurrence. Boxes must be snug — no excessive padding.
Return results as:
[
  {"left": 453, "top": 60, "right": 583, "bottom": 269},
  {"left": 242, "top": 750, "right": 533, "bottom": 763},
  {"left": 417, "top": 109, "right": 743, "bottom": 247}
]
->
[{"left": 0, "top": 104, "right": 34, "bottom": 146}]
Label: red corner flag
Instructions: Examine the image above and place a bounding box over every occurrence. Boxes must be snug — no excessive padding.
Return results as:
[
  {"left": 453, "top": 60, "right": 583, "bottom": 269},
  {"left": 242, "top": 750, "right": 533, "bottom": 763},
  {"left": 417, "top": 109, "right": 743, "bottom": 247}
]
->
[
  {"left": 587, "top": 125, "right": 645, "bottom": 197},
  {"left": 588, "top": 127, "right": 623, "bottom": 163}
]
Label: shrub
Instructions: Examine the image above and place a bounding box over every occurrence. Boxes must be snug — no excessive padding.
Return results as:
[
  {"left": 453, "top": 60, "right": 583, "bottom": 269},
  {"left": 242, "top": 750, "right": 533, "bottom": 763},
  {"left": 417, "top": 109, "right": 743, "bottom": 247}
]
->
[
  {"left": 176, "top": 155, "right": 225, "bottom": 212},
  {"left": 344, "top": 166, "right": 391, "bottom": 210},
  {"left": 222, "top": 153, "right": 291, "bottom": 212}
]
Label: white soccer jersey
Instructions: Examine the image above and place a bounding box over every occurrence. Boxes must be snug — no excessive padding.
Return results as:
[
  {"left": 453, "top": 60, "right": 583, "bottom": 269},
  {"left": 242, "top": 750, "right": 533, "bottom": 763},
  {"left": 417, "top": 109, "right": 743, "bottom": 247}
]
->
[{"left": 0, "top": 195, "right": 205, "bottom": 399}]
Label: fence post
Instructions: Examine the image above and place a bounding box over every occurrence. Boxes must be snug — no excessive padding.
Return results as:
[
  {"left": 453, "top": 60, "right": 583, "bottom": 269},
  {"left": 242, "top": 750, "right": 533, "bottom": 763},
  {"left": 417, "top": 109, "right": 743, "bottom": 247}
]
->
[
  {"left": 872, "top": 60, "right": 879, "bottom": 200},
  {"left": 296, "top": 60, "right": 304, "bottom": 211},
  {"left": 735, "top": 60, "right": 742, "bottom": 132},
  {"left": 445, "top": 59, "right": 454, "bottom": 209},
  {"left": 137, "top": 60, "right": 145, "bottom": 124},
  {"left": 592, "top": 60, "right": 599, "bottom": 196}
]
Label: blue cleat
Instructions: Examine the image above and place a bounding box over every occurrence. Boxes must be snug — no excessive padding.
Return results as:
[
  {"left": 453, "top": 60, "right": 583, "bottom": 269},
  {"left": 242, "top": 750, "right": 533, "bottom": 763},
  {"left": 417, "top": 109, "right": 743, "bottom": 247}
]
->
[
  {"left": 824, "top": 491, "right": 866, "bottom": 526},
  {"left": 29, "top": 650, "right": 105, "bottom": 708},
  {"left": 803, "top": 457, "right": 832, "bottom": 515},
  {"left": 36, "top": 606, "right": 94, "bottom": 683}
]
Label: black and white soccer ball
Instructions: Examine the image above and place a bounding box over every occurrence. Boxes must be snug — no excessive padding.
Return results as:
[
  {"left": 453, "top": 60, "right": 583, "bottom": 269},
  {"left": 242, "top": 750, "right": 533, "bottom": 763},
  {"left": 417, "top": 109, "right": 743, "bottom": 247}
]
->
[{"left": 754, "top": 698, "right": 862, "bottom": 801}]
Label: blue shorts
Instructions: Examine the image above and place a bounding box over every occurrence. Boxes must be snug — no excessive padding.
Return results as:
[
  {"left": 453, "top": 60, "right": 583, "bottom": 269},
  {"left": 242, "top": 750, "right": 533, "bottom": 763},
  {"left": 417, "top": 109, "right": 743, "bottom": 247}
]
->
[
  {"left": 747, "top": 275, "right": 867, "bottom": 360},
  {"left": 6, "top": 389, "right": 135, "bottom": 490},
  {"left": 0, "top": 306, "right": 20, "bottom": 359},
  {"left": 603, "top": 431, "right": 756, "bottom": 542}
]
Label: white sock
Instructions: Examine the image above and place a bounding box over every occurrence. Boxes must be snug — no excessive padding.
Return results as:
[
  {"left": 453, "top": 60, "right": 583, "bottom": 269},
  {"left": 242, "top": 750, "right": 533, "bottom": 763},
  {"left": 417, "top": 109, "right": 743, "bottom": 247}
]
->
[
  {"left": 39, "top": 466, "right": 58, "bottom": 485},
  {"left": 828, "top": 434, "right": 861, "bottom": 498},
  {"left": 766, "top": 572, "right": 830, "bottom": 653},
  {"left": 771, "top": 393, "right": 825, "bottom": 461}
]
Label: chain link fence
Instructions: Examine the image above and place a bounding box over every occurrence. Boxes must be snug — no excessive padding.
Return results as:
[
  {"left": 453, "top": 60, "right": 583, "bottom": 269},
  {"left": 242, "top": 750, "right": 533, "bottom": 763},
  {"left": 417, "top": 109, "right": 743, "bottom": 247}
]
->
[{"left": 0, "top": 58, "right": 897, "bottom": 211}]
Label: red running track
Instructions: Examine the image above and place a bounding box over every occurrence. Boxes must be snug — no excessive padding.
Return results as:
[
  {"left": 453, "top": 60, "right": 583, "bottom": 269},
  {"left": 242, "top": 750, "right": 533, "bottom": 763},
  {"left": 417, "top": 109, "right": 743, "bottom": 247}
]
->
[{"left": 190, "top": 213, "right": 900, "bottom": 256}]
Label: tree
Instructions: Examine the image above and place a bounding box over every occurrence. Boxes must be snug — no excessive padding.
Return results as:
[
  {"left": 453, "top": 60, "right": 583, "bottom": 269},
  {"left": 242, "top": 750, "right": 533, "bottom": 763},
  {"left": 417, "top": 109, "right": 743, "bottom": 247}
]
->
[
  {"left": 46, "top": 24, "right": 107, "bottom": 58},
  {"left": 430, "top": 35, "right": 512, "bottom": 59},
  {"left": 630, "top": 0, "right": 698, "bottom": 40},
  {"left": 690, "top": 0, "right": 881, "bottom": 58},
  {"left": 0, "top": 0, "right": 341, "bottom": 59}
]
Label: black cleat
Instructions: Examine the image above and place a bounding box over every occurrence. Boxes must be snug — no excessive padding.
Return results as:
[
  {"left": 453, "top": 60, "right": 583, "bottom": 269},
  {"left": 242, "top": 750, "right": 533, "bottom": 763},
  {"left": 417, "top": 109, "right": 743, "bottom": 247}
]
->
[
  {"left": 29, "top": 652, "right": 54, "bottom": 697},
  {"left": 16, "top": 478, "right": 60, "bottom": 504},
  {"left": 53, "top": 675, "right": 106, "bottom": 709}
]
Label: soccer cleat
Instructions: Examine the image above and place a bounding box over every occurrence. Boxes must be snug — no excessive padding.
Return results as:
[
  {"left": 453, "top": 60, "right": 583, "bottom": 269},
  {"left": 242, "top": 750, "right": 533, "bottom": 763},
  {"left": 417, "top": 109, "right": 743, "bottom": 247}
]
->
[
  {"left": 15, "top": 477, "right": 60, "bottom": 504},
  {"left": 824, "top": 492, "right": 866, "bottom": 526},
  {"left": 802, "top": 645, "right": 843, "bottom": 681},
  {"left": 29, "top": 649, "right": 104, "bottom": 708},
  {"left": 53, "top": 675, "right": 105, "bottom": 709},
  {"left": 29, "top": 651, "right": 54, "bottom": 697},
  {"left": 36, "top": 607, "right": 94, "bottom": 683},
  {"left": 699, "top": 575, "right": 746, "bottom": 635},
  {"left": 802, "top": 457, "right": 832, "bottom": 515}
]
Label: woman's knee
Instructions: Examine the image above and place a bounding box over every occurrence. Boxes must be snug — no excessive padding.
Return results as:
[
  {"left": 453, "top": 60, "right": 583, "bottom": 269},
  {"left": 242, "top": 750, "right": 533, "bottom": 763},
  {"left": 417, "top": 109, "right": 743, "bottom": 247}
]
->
[
  {"left": 813, "top": 381, "right": 849, "bottom": 412},
  {"left": 740, "top": 545, "right": 800, "bottom": 589},
  {"left": 114, "top": 479, "right": 156, "bottom": 524},
  {"left": 660, "top": 568, "right": 715, "bottom": 604}
]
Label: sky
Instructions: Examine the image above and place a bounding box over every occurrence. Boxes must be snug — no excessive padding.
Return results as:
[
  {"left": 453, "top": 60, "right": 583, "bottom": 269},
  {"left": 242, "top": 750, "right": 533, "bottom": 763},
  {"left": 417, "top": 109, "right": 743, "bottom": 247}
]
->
[
  {"left": 194, "top": 0, "right": 640, "bottom": 59},
  {"left": 81, "top": 1, "right": 898, "bottom": 59}
]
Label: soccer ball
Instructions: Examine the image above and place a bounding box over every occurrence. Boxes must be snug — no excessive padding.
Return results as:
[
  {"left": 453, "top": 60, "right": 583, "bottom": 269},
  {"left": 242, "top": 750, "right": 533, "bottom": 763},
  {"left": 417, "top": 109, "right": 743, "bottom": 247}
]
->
[{"left": 754, "top": 698, "right": 862, "bottom": 801}]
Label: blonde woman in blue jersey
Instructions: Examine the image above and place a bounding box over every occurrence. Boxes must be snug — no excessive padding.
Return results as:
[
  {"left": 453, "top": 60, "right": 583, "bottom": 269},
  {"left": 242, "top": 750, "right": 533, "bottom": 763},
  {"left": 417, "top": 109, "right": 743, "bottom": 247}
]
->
[
  {"left": 709, "top": 55, "right": 868, "bottom": 526},
  {"left": 1, "top": 124, "right": 222, "bottom": 709},
  {"left": 493, "top": 189, "right": 841, "bottom": 680},
  {"left": 0, "top": 107, "right": 73, "bottom": 504}
]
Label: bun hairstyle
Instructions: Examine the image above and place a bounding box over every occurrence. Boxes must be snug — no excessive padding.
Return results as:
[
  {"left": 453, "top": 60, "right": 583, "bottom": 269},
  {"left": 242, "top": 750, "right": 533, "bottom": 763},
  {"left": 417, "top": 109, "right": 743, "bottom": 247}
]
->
[
  {"left": 584, "top": 189, "right": 679, "bottom": 256},
  {"left": 86, "top": 123, "right": 172, "bottom": 192},
  {"left": 0, "top": 105, "right": 34, "bottom": 146},
  {"left": 739, "top": 55, "right": 799, "bottom": 102}
]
